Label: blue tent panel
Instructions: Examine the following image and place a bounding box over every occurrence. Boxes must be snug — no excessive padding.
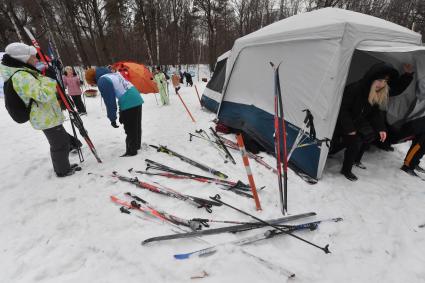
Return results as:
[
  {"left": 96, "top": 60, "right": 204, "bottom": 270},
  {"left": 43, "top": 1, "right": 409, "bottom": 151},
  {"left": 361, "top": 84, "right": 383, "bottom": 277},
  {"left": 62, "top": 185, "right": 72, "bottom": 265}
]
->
[
  {"left": 218, "top": 101, "right": 320, "bottom": 178},
  {"left": 201, "top": 93, "right": 220, "bottom": 113}
]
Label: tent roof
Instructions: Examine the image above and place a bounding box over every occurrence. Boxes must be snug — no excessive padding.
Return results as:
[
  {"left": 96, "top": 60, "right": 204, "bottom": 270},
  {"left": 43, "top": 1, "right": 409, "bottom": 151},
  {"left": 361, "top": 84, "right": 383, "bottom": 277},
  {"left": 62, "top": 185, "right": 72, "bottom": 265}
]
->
[
  {"left": 236, "top": 8, "right": 421, "bottom": 47},
  {"left": 217, "top": 51, "right": 230, "bottom": 62}
]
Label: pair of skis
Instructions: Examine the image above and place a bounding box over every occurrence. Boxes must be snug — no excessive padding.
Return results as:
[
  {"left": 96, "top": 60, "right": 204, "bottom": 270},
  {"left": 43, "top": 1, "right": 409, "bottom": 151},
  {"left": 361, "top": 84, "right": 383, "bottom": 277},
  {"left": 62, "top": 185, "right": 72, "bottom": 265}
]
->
[
  {"left": 138, "top": 159, "right": 253, "bottom": 198},
  {"left": 271, "top": 62, "right": 288, "bottom": 215},
  {"left": 150, "top": 144, "right": 228, "bottom": 179},
  {"left": 112, "top": 171, "right": 221, "bottom": 213},
  {"left": 111, "top": 193, "right": 203, "bottom": 231},
  {"left": 174, "top": 217, "right": 341, "bottom": 260},
  {"left": 141, "top": 211, "right": 317, "bottom": 244},
  {"left": 23, "top": 27, "right": 101, "bottom": 163}
]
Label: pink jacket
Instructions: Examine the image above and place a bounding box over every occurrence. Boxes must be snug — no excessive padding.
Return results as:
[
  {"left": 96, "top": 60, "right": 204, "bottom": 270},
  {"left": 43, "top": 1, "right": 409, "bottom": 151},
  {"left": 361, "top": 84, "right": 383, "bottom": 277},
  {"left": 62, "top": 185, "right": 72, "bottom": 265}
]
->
[{"left": 63, "top": 75, "right": 82, "bottom": 96}]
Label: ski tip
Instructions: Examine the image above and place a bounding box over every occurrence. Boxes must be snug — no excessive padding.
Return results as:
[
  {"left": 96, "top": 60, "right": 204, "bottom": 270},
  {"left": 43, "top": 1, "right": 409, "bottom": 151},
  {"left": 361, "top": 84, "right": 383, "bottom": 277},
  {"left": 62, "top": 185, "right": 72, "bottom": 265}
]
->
[{"left": 174, "top": 253, "right": 190, "bottom": 260}]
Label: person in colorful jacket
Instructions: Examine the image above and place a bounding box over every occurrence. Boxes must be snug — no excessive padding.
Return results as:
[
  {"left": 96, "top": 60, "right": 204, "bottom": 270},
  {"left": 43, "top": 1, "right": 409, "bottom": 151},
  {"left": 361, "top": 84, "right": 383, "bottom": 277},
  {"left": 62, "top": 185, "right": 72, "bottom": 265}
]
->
[
  {"left": 0, "top": 42, "right": 81, "bottom": 177},
  {"left": 63, "top": 66, "right": 86, "bottom": 114},
  {"left": 85, "top": 67, "right": 144, "bottom": 156},
  {"left": 153, "top": 66, "right": 169, "bottom": 105},
  {"left": 171, "top": 71, "right": 181, "bottom": 94}
]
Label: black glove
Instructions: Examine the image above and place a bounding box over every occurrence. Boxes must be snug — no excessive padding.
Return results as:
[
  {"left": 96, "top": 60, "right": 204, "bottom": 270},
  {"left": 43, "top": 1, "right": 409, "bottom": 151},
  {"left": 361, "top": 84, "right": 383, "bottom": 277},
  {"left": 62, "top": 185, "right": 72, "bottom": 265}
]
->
[
  {"left": 111, "top": 121, "right": 119, "bottom": 128},
  {"left": 44, "top": 67, "right": 57, "bottom": 80}
]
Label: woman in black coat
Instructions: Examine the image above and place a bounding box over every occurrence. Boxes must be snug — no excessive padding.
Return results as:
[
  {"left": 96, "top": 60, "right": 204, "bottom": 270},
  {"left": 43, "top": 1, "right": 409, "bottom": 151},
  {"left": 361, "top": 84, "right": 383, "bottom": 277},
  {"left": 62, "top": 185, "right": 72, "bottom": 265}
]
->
[{"left": 332, "top": 62, "right": 413, "bottom": 181}]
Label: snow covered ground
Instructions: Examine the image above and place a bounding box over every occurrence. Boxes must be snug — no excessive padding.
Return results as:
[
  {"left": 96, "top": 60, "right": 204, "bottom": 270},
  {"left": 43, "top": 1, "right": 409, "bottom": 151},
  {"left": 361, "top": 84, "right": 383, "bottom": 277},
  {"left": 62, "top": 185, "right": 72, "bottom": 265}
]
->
[{"left": 0, "top": 77, "right": 424, "bottom": 283}]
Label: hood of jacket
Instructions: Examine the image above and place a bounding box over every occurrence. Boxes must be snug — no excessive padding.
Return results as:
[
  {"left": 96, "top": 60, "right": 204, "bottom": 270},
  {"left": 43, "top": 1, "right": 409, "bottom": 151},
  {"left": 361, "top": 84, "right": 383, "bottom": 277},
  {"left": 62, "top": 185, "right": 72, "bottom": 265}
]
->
[{"left": 95, "top": 67, "right": 112, "bottom": 82}]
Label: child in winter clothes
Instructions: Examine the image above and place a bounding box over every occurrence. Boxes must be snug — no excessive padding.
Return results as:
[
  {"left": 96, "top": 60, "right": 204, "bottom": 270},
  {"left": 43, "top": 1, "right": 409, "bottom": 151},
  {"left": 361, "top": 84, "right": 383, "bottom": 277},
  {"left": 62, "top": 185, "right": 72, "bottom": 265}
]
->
[
  {"left": 153, "top": 66, "right": 169, "bottom": 105},
  {"left": 171, "top": 71, "right": 181, "bottom": 94},
  {"left": 63, "top": 66, "right": 86, "bottom": 114},
  {"left": 183, "top": 71, "right": 193, "bottom": 87},
  {"left": 85, "top": 67, "right": 144, "bottom": 157},
  {"left": 0, "top": 42, "right": 81, "bottom": 177}
]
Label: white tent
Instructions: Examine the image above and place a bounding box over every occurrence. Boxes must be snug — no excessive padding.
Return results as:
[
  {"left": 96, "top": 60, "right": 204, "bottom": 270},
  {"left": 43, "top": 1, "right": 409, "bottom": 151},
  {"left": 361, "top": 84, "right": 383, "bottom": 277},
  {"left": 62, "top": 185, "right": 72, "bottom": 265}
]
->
[
  {"left": 201, "top": 51, "right": 230, "bottom": 112},
  {"left": 217, "top": 8, "right": 424, "bottom": 180}
]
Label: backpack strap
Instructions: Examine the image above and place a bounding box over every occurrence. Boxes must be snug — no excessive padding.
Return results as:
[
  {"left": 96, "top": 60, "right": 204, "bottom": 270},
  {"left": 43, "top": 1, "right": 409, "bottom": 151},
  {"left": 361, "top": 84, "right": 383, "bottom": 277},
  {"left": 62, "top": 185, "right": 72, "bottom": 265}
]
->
[{"left": 9, "top": 69, "right": 39, "bottom": 108}]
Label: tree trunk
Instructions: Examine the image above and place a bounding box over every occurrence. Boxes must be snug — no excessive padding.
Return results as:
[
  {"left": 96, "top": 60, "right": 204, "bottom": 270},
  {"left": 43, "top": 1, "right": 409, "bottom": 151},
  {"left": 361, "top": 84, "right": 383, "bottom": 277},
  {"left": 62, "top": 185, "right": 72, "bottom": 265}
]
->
[{"left": 4, "top": 2, "right": 24, "bottom": 42}]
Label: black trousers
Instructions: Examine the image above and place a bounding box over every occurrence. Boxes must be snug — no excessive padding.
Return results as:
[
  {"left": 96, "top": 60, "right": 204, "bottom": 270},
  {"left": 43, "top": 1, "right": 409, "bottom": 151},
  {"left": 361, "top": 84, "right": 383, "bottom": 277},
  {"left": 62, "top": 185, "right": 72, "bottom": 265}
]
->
[
  {"left": 119, "top": 105, "right": 142, "bottom": 154},
  {"left": 388, "top": 123, "right": 425, "bottom": 169},
  {"left": 71, "top": 95, "right": 86, "bottom": 113},
  {"left": 330, "top": 134, "right": 368, "bottom": 173},
  {"left": 404, "top": 134, "right": 425, "bottom": 168},
  {"left": 43, "top": 125, "right": 71, "bottom": 175}
]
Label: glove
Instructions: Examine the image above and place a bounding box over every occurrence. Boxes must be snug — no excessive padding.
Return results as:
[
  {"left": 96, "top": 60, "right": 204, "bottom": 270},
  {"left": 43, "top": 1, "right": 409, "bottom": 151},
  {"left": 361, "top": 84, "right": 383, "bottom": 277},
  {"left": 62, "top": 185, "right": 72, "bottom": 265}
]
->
[{"left": 111, "top": 121, "right": 119, "bottom": 128}]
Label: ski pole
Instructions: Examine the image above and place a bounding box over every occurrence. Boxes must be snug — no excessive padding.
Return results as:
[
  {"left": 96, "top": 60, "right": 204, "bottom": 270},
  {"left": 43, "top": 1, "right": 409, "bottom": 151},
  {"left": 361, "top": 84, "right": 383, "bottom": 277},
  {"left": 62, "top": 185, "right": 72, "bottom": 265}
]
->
[
  {"left": 210, "top": 194, "right": 331, "bottom": 254},
  {"left": 194, "top": 129, "right": 228, "bottom": 163},
  {"left": 176, "top": 91, "right": 196, "bottom": 122},
  {"left": 210, "top": 127, "right": 236, "bottom": 164},
  {"left": 194, "top": 85, "right": 202, "bottom": 107}
]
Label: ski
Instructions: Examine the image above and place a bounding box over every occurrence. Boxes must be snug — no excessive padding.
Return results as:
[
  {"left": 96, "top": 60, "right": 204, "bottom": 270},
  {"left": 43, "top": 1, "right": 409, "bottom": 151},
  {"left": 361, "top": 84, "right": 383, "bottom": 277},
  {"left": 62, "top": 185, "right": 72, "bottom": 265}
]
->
[
  {"left": 139, "top": 159, "right": 253, "bottom": 198},
  {"left": 174, "top": 220, "right": 320, "bottom": 260},
  {"left": 133, "top": 169, "right": 253, "bottom": 199},
  {"left": 112, "top": 171, "right": 221, "bottom": 213},
  {"left": 150, "top": 144, "right": 228, "bottom": 179},
  {"left": 270, "top": 61, "right": 288, "bottom": 215},
  {"left": 23, "top": 26, "right": 102, "bottom": 163},
  {"left": 112, "top": 193, "right": 203, "bottom": 231},
  {"left": 141, "top": 212, "right": 316, "bottom": 245},
  {"left": 144, "top": 159, "right": 249, "bottom": 190}
]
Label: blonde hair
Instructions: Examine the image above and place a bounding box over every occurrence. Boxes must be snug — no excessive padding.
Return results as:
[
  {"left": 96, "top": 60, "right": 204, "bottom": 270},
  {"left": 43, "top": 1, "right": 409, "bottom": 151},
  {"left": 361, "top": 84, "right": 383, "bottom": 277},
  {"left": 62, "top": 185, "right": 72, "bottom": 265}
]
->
[
  {"left": 65, "top": 66, "right": 73, "bottom": 76},
  {"left": 368, "top": 80, "right": 389, "bottom": 110}
]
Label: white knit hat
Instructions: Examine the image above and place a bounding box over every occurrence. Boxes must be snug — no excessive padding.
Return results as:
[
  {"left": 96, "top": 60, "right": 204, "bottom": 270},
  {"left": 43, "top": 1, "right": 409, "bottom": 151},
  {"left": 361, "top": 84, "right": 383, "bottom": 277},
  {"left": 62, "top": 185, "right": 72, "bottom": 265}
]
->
[{"left": 5, "top": 42, "right": 37, "bottom": 63}]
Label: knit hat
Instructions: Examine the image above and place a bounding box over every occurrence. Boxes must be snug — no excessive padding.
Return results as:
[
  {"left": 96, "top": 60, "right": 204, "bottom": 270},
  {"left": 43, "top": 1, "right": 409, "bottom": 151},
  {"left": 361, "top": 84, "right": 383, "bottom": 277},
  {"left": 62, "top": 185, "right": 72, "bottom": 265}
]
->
[
  {"left": 5, "top": 42, "right": 37, "bottom": 63},
  {"left": 85, "top": 68, "right": 96, "bottom": 85},
  {"left": 364, "top": 62, "right": 399, "bottom": 85}
]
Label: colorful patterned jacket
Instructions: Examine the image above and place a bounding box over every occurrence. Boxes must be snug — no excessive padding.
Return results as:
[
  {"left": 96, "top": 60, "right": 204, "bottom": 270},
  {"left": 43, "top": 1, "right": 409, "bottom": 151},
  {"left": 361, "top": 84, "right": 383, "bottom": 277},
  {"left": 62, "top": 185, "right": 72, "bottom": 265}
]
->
[{"left": 0, "top": 64, "right": 65, "bottom": 130}]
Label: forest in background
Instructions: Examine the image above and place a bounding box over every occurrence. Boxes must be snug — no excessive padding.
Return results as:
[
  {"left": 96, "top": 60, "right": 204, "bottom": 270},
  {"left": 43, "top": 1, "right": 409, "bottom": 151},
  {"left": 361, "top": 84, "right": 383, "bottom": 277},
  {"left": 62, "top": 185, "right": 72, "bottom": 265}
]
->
[{"left": 1, "top": 0, "right": 425, "bottom": 69}]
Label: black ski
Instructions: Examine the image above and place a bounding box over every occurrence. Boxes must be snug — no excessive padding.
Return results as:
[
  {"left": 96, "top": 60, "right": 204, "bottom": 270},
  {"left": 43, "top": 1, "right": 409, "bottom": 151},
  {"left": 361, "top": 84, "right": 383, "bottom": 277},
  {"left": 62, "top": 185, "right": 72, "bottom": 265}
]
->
[
  {"left": 150, "top": 145, "right": 228, "bottom": 179},
  {"left": 144, "top": 159, "right": 249, "bottom": 190},
  {"left": 141, "top": 212, "right": 316, "bottom": 245}
]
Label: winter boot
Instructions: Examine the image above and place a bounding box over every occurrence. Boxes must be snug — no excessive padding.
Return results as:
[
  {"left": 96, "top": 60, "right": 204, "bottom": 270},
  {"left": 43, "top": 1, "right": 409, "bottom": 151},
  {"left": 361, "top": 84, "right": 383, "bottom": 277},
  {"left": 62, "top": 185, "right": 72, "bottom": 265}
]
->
[
  {"left": 354, "top": 162, "right": 367, "bottom": 169},
  {"left": 340, "top": 170, "right": 358, "bottom": 181},
  {"left": 56, "top": 165, "right": 81, "bottom": 177},
  {"left": 401, "top": 165, "right": 418, "bottom": 177}
]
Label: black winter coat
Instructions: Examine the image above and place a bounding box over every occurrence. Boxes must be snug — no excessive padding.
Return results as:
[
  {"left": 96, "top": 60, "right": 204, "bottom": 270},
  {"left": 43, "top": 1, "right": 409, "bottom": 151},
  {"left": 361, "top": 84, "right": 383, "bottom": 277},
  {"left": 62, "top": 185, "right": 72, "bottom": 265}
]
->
[{"left": 336, "top": 63, "right": 413, "bottom": 136}]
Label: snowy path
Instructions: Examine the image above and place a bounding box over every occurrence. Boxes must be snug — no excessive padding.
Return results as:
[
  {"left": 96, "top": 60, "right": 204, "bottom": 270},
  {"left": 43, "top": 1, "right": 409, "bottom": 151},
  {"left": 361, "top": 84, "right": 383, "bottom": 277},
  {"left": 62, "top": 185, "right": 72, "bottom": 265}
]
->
[{"left": 0, "top": 79, "right": 424, "bottom": 283}]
